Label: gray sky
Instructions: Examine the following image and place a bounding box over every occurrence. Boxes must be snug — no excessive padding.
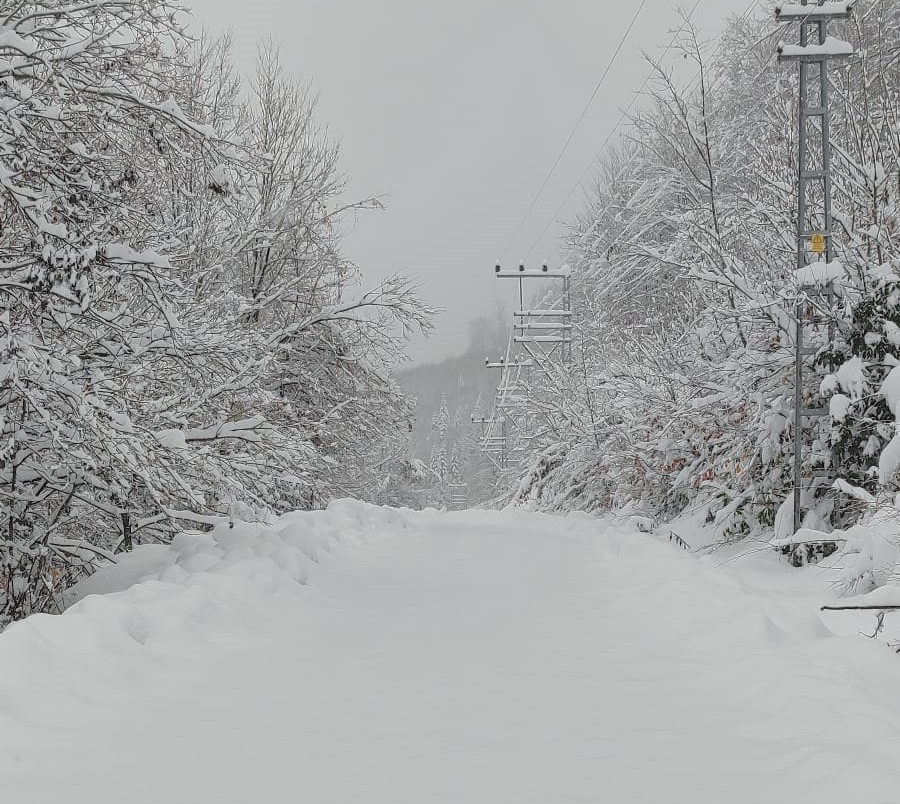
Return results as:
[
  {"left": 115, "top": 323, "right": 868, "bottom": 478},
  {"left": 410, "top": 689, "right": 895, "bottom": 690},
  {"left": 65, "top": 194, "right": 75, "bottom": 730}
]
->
[{"left": 184, "top": 0, "right": 753, "bottom": 364}]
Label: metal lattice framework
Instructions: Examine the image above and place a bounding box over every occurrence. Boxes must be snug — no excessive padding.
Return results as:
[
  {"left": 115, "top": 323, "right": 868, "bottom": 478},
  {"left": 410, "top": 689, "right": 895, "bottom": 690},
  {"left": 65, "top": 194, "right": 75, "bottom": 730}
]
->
[
  {"left": 497, "top": 263, "right": 573, "bottom": 372},
  {"left": 776, "top": 0, "right": 854, "bottom": 533},
  {"left": 472, "top": 413, "right": 511, "bottom": 470},
  {"left": 448, "top": 484, "right": 469, "bottom": 511},
  {"left": 477, "top": 262, "right": 575, "bottom": 472}
]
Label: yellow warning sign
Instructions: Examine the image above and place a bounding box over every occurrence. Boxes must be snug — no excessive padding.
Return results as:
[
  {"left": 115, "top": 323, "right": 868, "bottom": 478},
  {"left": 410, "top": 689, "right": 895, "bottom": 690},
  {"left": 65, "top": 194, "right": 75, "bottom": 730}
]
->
[{"left": 810, "top": 233, "right": 826, "bottom": 255}]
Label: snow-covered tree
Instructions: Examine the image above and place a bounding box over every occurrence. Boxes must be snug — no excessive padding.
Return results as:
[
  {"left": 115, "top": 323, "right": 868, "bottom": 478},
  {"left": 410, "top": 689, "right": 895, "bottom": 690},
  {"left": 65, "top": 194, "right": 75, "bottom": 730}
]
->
[
  {"left": 0, "top": 10, "right": 433, "bottom": 622},
  {"left": 510, "top": 2, "right": 900, "bottom": 552},
  {"left": 0, "top": 0, "right": 233, "bottom": 619}
]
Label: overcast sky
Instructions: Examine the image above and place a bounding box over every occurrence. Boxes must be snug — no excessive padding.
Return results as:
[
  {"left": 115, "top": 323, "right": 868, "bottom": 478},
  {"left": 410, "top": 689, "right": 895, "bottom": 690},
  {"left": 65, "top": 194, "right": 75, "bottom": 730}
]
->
[{"left": 183, "top": 0, "right": 754, "bottom": 364}]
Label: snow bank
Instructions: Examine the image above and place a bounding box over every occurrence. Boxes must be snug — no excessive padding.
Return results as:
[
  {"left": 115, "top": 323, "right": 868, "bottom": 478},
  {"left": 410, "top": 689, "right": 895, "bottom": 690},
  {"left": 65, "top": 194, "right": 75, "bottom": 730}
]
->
[
  {"left": 67, "top": 499, "right": 400, "bottom": 604},
  {"left": 0, "top": 500, "right": 402, "bottom": 734}
]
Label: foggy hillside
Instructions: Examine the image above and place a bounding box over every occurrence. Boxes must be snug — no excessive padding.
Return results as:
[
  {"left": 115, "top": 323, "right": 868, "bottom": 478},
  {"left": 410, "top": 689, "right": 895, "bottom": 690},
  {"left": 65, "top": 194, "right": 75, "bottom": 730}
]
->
[{"left": 397, "top": 312, "right": 510, "bottom": 464}]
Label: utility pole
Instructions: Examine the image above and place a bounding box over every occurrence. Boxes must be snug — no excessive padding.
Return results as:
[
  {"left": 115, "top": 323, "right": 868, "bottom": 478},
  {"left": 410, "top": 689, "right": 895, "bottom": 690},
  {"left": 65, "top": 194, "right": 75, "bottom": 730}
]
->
[
  {"left": 485, "top": 357, "right": 533, "bottom": 371},
  {"left": 480, "top": 262, "right": 574, "bottom": 473},
  {"left": 472, "top": 414, "right": 509, "bottom": 471},
  {"left": 484, "top": 354, "right": 530, "bottom": 453},
  {"left": 776, "top": 1, "right": 853, "bottom": 534},
  {"left": 448, "top": 483, "right": 469, "bottom": 511},
  {"left": 495, "top": 262, "right": 573, "bottom": 373}
]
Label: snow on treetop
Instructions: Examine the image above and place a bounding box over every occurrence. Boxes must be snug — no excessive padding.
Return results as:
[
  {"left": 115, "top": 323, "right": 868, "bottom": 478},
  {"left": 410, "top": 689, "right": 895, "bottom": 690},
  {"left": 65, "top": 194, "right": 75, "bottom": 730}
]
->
[
  {"left": 829, "top": 393, "right": 851, "bottom": 422},
  {"left": 834, "top": 356, "right": 865, "bottom": 400},
  {"left": 0, "top": 29, "right": 37, "bottom": 56},
  {"left": 104, "top": 243, "right": 171, "bottom": 270},
  {"left": 157, "top": 98, "right": 185, "bottom": 119},
  {"left": 881, "top": 364, "right": 900, "bottom": 417}
]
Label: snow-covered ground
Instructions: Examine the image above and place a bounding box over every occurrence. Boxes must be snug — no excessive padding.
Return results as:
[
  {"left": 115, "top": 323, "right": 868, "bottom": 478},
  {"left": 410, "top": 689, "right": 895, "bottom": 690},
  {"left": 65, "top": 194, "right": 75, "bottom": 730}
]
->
[{"left": 2, "top": 502, "right": 900, "bottom": 803}]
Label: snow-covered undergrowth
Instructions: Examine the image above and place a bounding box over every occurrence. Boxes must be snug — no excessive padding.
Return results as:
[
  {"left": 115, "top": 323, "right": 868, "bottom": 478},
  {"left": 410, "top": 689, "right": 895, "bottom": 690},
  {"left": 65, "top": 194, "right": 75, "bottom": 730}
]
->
[
  {"left": 4, "top": 503, "right": 900, "bottom": 801},
  {"left": 804, "top": 507, "right": 900, "bottom": 598}
]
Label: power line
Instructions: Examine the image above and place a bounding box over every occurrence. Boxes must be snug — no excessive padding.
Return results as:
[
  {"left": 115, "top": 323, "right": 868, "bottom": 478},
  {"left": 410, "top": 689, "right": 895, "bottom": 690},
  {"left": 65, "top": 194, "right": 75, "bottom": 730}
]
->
[
  {"left": 578, "top": 0, "right": 763, "bottom": 304},
  {"left": 497, "top": 0, "right": 650, "bottom": 264},
  {"left": 525, "top": 0, "right": 762, "bottom": 262},
  {"left": 524, "top": 0, "right": 704, "bottom": 262}
]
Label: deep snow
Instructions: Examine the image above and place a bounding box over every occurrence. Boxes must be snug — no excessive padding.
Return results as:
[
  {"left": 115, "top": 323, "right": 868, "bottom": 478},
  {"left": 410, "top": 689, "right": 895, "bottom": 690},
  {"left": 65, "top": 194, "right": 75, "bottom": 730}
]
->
[{"left": 2, "top": 502, "right": 900, "bottom": 802}]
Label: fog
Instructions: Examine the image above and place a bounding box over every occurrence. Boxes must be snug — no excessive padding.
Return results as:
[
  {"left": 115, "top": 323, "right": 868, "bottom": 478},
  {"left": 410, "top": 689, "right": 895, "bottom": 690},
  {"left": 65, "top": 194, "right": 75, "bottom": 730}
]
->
[{"left": 184, "top": 0, "right": 753, "bottom": 363}]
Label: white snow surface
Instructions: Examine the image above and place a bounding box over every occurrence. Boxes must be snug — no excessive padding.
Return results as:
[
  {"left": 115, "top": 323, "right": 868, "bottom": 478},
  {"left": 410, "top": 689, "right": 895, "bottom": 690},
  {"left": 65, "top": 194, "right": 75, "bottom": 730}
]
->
[
  {"left": 779, "top": 36, "right": 854, "bottom": 58},
  {"left": 882, "top": 363, "right": 900, "bottom": 415},
  {"left": 776, "top": 2, "right": 854, "bottom": 20},
  {"left": 795, "top": 257, "right": 846, "bottom": 288},
  {"left": 829, "top": 391, "right": 851, "bottom": 421},
  {"left": 4, "top": 501, "right": 900, "bottom": 802},
  {"left": 880, "top": 427, "right": 900, "bottom": 485}
]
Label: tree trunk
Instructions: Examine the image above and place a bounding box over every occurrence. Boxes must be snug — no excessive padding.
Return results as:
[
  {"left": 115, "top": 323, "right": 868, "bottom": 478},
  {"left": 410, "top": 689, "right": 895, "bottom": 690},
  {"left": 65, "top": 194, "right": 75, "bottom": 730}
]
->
[{"left": 121, "top": 512, "right": 133, "bottom": 553}]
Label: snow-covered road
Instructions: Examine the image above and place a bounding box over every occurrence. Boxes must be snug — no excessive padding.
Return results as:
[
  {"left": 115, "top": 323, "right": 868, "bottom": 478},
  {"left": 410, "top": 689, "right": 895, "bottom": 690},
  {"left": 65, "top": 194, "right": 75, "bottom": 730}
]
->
[{"left": 3, "top": 503, "right": 900, "bottom": 802}]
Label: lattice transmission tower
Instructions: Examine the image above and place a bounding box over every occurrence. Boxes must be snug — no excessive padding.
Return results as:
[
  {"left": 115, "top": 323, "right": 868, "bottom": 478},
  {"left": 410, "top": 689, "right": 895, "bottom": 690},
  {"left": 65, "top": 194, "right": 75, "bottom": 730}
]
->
[
  {"left": 777, "top": 0, "right": 854, "bottom": 534},
  {"left": 479, "top": 263, "right": 574, "bottom": 472}
]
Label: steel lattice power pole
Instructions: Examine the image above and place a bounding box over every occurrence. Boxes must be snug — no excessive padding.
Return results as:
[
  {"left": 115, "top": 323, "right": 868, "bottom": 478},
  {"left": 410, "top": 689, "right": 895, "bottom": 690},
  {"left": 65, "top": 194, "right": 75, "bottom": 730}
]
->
[
  {"left": 482, "top": 261, "right": 574, "bottom": 473},
  {"left": 776, "top": 1, "right": 854, "bottom": 535}
]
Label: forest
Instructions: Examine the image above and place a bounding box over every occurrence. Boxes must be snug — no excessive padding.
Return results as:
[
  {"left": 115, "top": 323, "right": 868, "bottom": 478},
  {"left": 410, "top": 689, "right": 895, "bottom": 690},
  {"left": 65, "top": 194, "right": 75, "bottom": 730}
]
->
[
  {"left": 8, "top": 3, "right": 900, "bottom": 799},
  {"left": 0, "top": 0, "right": 436, "bottom": 623},
  {"left": 3, "top": 0, "right": 900, "bottom": 624},
  {"left": 459, "top": 0, "right": 900, "bottom": 587}
]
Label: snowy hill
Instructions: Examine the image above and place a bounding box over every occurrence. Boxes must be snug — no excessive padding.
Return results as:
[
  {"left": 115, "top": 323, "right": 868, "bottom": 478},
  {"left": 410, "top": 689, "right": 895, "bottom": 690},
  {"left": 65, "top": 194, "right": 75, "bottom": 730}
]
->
[{"left": 396, "top": 313, "right": 509, "bottom": 463}]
